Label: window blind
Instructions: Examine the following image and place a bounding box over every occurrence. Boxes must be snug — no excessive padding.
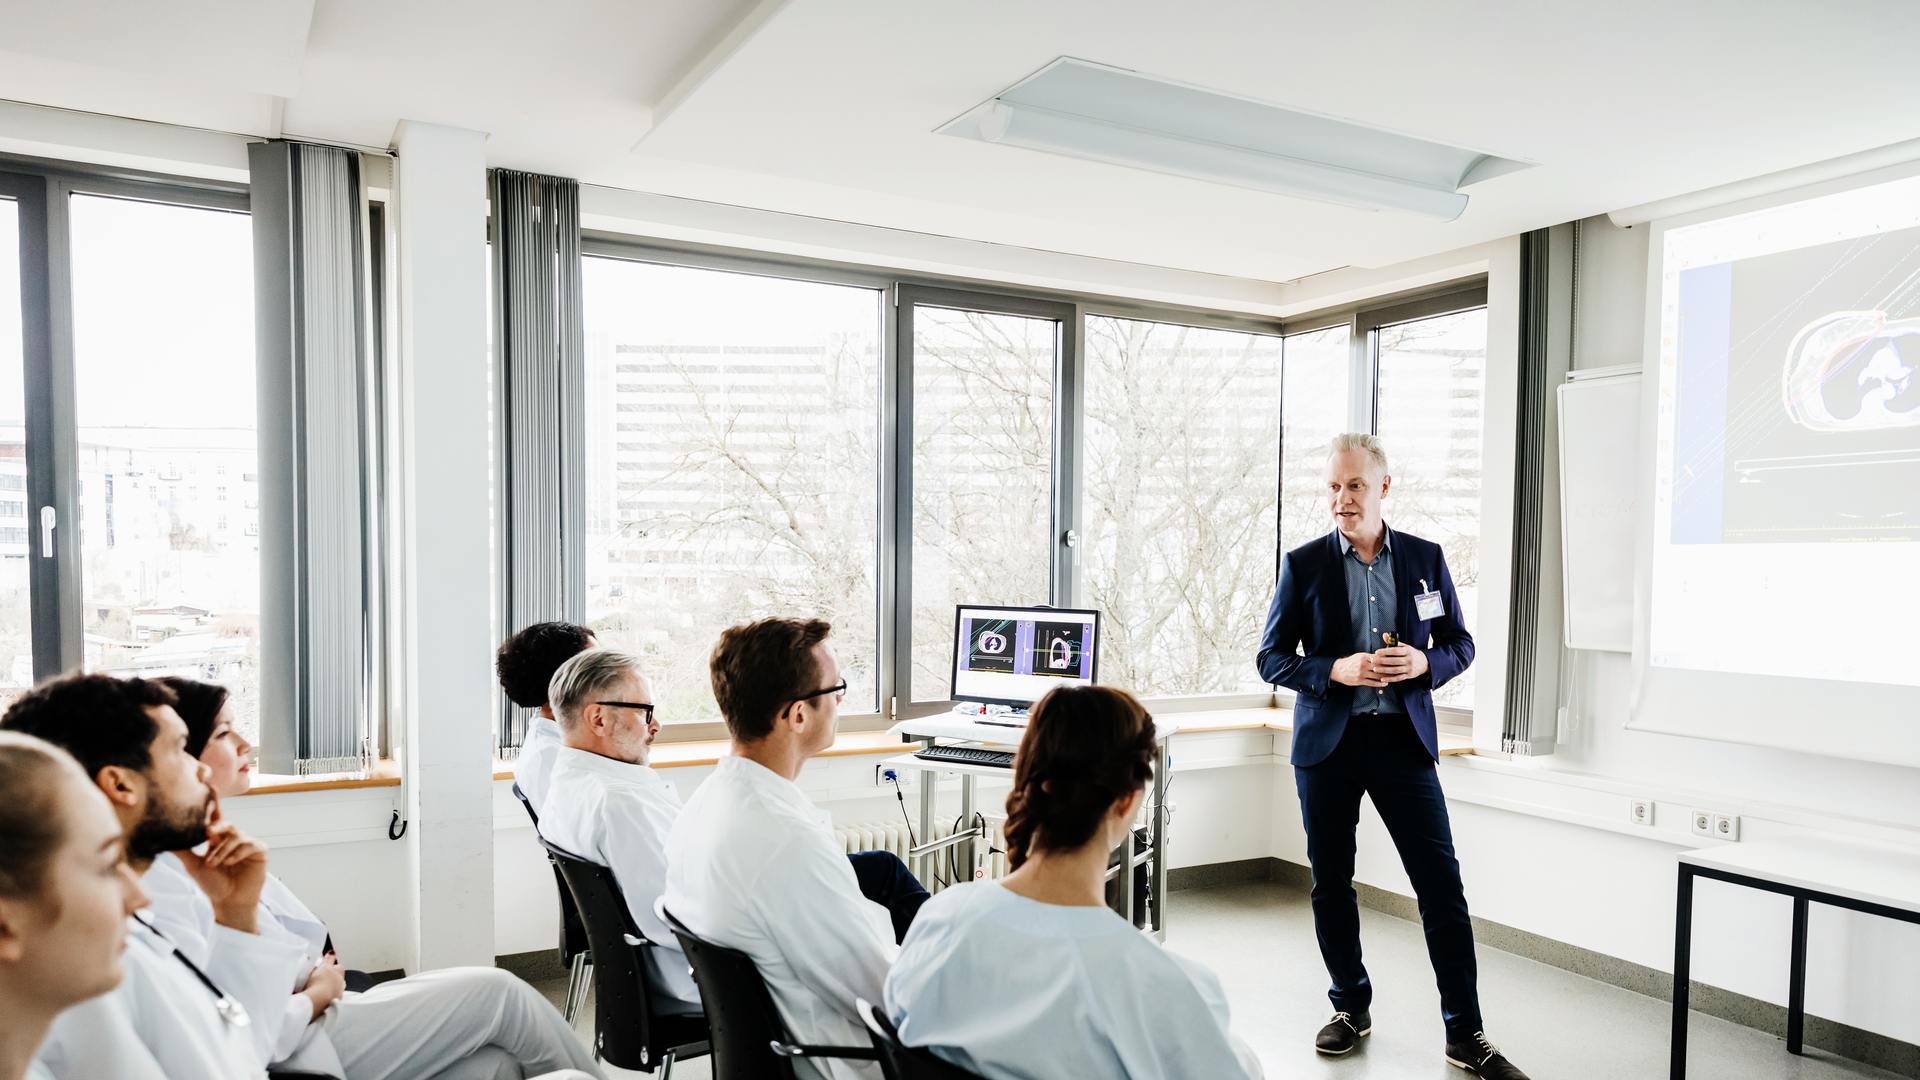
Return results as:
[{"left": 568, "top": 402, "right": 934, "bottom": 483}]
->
[
  {"left": 490, "top": 169, "right": 585, "bottom": 756},
  {"left": 251, "top": 141, "right": 375, "bottom": 776}
]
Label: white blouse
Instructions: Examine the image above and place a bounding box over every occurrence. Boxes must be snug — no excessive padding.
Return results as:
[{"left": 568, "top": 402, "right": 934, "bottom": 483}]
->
[{"left": 884, "top": 881, "right": 1258, "bottom": 1080}]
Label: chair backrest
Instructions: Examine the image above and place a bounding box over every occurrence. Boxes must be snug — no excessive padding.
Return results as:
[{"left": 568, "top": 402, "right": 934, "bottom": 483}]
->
[
  {"left": 857, "top": 999, "right": 987, "bottom": 1080},
  {"left": 515, "top": 784, "right": 590, "bottom": 965},
  {"left": 660, "top": 904, "right": 799, "bottom": 1080},
  {"left": 541, "top": 837, "right": 676, "bottom": 1070}
]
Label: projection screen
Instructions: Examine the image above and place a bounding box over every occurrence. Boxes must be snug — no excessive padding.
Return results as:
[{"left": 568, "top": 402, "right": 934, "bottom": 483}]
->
[{"left": 1628, "top": 167, "right": 1920, "bottom": 765}]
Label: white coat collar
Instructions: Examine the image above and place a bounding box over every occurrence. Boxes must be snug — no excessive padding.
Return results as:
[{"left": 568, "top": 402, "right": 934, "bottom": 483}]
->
[
  {"left": 551, "top": 744, "right": 669, "bottom": 786},
  {"left": 715, "top": 752, "right": 816, "bottom": 817}
]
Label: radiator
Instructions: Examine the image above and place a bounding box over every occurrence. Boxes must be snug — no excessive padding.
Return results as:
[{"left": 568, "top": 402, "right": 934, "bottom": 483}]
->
[{"left": 833, "top": 817, "right": 1009, "bottom": 894}]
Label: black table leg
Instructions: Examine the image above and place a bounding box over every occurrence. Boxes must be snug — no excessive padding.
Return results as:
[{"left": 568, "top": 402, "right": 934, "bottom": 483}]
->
[
  {"left": 1672, "top": 865, "right": 1694, "bottom": 1080},
  {"left": 1787, "top": 896, "right": 1809, "bottom": 1054}
]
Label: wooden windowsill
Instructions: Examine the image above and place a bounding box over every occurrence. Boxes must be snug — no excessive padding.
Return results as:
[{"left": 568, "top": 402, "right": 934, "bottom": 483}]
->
[
  {"left": 240, "top": 758, "right": 403, "bottom": 797},
  {"left": 487, "top": 711, "right": 1472, "bottom": 780}
]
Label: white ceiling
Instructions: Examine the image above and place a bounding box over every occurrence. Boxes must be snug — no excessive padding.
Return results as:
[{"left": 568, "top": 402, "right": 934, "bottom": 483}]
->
[{"left": 3, "top": 0, "right": 1920, "bottom": 284}]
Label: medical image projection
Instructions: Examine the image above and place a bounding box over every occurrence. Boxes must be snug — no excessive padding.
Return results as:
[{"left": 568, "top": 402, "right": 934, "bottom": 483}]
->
[
  {"left": 1031, "top": 621, "right": 1088, "bottom": 679},
  {"left": 1653, "top": 173, "right": 1920, "bottom": 687},
  {"left": 966, "top": 619, "right": 1019, "bottom": 675},
  {"left": 951, "top": 606, "right": 1101, "bottom": 705}
]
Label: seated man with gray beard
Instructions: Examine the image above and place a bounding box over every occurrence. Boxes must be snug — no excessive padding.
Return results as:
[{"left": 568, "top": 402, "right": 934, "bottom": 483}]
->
[{"left": 537, "top": 648, "right": 706, "bottom": 1017}]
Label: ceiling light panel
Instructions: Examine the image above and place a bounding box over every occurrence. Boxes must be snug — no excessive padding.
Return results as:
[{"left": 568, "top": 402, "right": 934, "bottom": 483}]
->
[{"left": 941, "top": 58, "right": 1533, "bottom": 221}]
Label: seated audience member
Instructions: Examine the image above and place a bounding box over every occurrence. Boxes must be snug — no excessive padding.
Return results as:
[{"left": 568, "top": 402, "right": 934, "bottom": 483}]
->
[
  {"left": 157, "top": 676, "right": 607, "bottom": 1080},
  {"left": 5, "top": 674, "right": 310, "bottom": 1080},
  {"left": 535, "top": 648, "right": 702, "bottom": 1014},
  {"left": 498, "top": 621, "right": 597, "bottom": 818},
  {"left": 666, "top": 618, "right": 922, "bottom": 1080},
  {"left": 0, "top": 732, "right": 147, "bottom": 1080},
  {"left": 885, "top": 685, "right": 1263, "bottom": 1080}
]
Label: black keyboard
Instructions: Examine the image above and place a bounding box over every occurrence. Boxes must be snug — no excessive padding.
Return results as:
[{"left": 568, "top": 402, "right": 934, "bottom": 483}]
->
[{"left": 915, "top": 745, "right": 1014, "bottom": 768}]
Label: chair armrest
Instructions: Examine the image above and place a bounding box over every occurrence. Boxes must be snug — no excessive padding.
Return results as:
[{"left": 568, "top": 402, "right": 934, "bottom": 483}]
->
[{"left": 770, "top": 1040, "right": 882, "bottom": 1061}]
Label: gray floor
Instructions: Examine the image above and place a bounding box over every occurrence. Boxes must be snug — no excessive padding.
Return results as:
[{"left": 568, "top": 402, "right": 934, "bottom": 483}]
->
[{"left": 531, "top": 879, "right": 1902, "bottom": 1080}]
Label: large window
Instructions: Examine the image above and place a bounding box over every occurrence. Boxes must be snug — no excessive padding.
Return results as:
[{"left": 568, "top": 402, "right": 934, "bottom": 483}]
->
[
  {"left": 574, "top": 239, "right": 1489, "bottom": 726},
  {"left": 1279, "top": 325, "right": 1352, "bottom": 558},
  {"left": 1083, "top": 316, "right": 1280, "bottom": 696},
  {"left": 908, "top": 306, "right": 1055, "bottom": 700},
  {"left": 0, "top": 198, "right": 26, "bottom": 701},
  {"left": 581, "top": 259, "right": 881, "bottom": 720},
  {"left": 1376, "top": 308, "right": 1488, "bottom": 708},
  {"left": 69, "top": 195, "right": 262, "bottom": 736}
]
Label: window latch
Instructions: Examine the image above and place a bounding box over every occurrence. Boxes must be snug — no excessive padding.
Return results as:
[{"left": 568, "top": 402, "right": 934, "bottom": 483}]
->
[
  {"left": 39, "top": 506, "right": 54, "bottom": 558},
  {"left": 1062, "top": 529, "right": 1079, "bottom": 548}
]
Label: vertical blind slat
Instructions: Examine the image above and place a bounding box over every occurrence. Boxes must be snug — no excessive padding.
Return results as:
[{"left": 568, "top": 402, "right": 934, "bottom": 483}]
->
[
  {"left": 272, "top": 142, "right": 374, "bottom": 776},
  {"left": 491, "top": 170, "right": 584, "bottom": 755}
]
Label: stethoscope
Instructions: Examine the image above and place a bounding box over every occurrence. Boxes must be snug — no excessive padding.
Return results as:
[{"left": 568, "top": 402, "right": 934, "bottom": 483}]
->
[{"left": 130, "top": 913, "right": 251, "bottom": 1029}]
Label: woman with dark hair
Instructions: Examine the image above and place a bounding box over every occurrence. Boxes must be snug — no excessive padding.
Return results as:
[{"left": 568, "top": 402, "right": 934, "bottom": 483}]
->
[
  {"left": 0, "top": 732, "right": 148, "bottom": 1080},
  {"left": 154, "top": 677, "right": 607, "bottom": 1080},
  {"left": 884, "top": 685, "right": 1261, "bottom": 1080}
]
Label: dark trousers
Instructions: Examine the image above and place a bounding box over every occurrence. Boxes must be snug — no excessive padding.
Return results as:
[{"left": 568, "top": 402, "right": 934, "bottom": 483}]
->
[
  {"left": 847, "top": 850, "right": 929, "bottom": 944},
  {"left": 1294, "top": 714, "right": 1482, "bottom": 1043}
]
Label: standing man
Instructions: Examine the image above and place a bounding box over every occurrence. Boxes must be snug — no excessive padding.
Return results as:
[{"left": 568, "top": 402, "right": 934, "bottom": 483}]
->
[{"left": 1257, "top": 433, "right": 1528, "bottom": 1080}]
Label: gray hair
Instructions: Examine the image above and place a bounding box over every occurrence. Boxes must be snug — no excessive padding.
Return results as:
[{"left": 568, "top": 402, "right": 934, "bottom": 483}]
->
[
  {"left": 1328, "top": 432, "right": 1390, "bottom": 476},
  {"left": 548, "top": 648, "right": 644, "bottom": 730}
]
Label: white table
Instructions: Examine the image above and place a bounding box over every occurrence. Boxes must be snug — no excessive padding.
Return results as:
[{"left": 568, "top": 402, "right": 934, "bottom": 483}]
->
[
  {"left": 886, "top": 714, "right": 1182, "bottom": 939},
  {"left": 1671, "top": 835, "right": 1920, "bottom": 1079}
]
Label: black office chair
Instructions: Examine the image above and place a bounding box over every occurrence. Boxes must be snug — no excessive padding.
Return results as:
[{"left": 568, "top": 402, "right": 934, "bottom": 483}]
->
[
  {"left": 856, "top": 998, "right": 988, "bottom": 1080},
  {"left": 659, "top": 904, "right": 880, "bottom": 1080},
  {"left": 542, "top": 838, "right": 711, "bottom": 1078},
  {"left": 512, "top": 782, "right": 592, "bottom": 1025}
]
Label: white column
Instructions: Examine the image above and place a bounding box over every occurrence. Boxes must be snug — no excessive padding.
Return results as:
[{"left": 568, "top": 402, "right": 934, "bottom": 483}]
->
[{"left": 393, "top": 120, "right": 495, "bottom": 971}]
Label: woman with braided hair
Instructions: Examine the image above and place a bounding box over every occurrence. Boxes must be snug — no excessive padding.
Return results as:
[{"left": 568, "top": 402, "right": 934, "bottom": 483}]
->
[{"left": 883, "top": 685, "right": 1262, "bottom": 1080}]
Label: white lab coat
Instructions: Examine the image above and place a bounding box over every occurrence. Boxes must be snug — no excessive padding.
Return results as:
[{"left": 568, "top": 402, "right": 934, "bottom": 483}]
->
[
  {"left": 34, "top": 913, "right": 306, "bottom": 1080},
  {"left": 144, "top": 853, "right": 345, "bottom": 1075},
  {"left": 665, "top": 754, "right": 895, "bottom": 1080},
  {"left": 149, "top": 853, "right": 606, "bottom": 1080},
  {"left": 884, "top": 881, "right": 1261, "bottom": 1080},
  {"left": 537, "top": 747, "right": 701, "bottom": 1012},
  {"left": 514, "top": 716, "right": 564, "bottom": 817}
]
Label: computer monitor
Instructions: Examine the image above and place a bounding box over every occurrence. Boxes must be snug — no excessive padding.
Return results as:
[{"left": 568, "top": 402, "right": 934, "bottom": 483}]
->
[{"left": 950, "top": 605, "right": 1101, "bottom": 708}]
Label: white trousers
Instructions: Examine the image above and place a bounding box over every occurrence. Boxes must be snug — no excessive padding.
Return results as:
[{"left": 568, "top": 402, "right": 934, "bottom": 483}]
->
[{"left": 319, "top": 967, "right": 604, "bottom": 1080}]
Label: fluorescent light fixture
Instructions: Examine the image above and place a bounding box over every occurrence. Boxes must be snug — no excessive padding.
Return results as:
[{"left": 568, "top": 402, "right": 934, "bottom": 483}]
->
[{"left": 941, "top": 59, "right": 1533, "bottom": 221}]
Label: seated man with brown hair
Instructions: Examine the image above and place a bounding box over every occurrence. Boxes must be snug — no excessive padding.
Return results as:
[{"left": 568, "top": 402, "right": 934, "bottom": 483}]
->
[{"left": 664, "top": 618, "right": 926, "bottom": 1080}]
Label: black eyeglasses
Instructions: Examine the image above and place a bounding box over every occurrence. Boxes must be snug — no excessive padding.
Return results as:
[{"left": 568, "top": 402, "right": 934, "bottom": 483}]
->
[
  {"left": 596, "top": 701, "right": 656, "bottom": 722},
  {"left": 791, "top": 681, "right": 847, "bottom": 704}
]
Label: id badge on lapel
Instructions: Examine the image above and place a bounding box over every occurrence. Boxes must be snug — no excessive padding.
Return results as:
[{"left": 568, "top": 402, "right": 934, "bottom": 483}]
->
[{"left": 1414, "top": 578, "right": 1445, "bottom": 622}]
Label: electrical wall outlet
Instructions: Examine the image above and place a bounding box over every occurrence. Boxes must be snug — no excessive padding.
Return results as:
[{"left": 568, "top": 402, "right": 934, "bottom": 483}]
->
[
  {"left": 1690, "top": 809, "right": 1713, "bottom": 838},
  {"left": 1712, "top": 814, "right": 1740, "bottom": 841},
  {"left": 1629, "top": 799, "right": 1654, "bottom": 826},
  {"left": 875, "top": 764, "right": 902, "bottom": 787}
]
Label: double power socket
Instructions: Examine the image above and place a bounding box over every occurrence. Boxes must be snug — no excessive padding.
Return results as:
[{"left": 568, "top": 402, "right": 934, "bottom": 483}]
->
[{"left": 1627, "top": 799, "right": 1741, "bottom": 841}]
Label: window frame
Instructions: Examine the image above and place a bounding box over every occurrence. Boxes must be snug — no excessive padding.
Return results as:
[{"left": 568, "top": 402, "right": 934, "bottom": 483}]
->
[
  {"left": 576, "top": 232, "right": 1488, "bottom": 740},
  {"left": 0, "top": 153, "right": 250, "bottom": 682},
  {"left": 0, "top": 149, "right": 390, "bottom": 768},
  {"left": 1280, "top": 280, "right": 1490, "bottom": 732}
]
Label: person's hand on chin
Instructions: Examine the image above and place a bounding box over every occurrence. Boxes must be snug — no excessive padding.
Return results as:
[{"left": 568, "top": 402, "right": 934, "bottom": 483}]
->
[{"left": 174, "top": 794, "right": 268, "bottom": 933}]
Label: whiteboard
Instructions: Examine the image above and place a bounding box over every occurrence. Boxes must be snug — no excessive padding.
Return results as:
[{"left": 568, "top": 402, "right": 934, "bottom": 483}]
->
[{"left": 1557, "top": 368, "right": 1641, "bottom": 651}]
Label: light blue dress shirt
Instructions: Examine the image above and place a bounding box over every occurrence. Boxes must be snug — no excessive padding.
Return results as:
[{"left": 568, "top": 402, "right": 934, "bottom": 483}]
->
[{"left": 1339, "top": 524, "right": 1404, "bottom": 716}]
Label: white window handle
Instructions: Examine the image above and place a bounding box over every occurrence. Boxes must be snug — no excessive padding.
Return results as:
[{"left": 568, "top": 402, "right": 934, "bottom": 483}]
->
[{"left": 39, "top": 505, "right": 54, "bottom": 557}]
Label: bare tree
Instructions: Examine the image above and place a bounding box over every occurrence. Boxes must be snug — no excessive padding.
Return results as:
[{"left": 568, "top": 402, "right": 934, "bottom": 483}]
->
[{"left": 1083, "top": 318, "right": 1281, "bottom": 696}]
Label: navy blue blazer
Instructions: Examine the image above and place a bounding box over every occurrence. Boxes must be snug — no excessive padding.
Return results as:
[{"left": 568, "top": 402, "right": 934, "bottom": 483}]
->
[{"left": 1256, "top": 528, "right": 1474, "bottom": 767}]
